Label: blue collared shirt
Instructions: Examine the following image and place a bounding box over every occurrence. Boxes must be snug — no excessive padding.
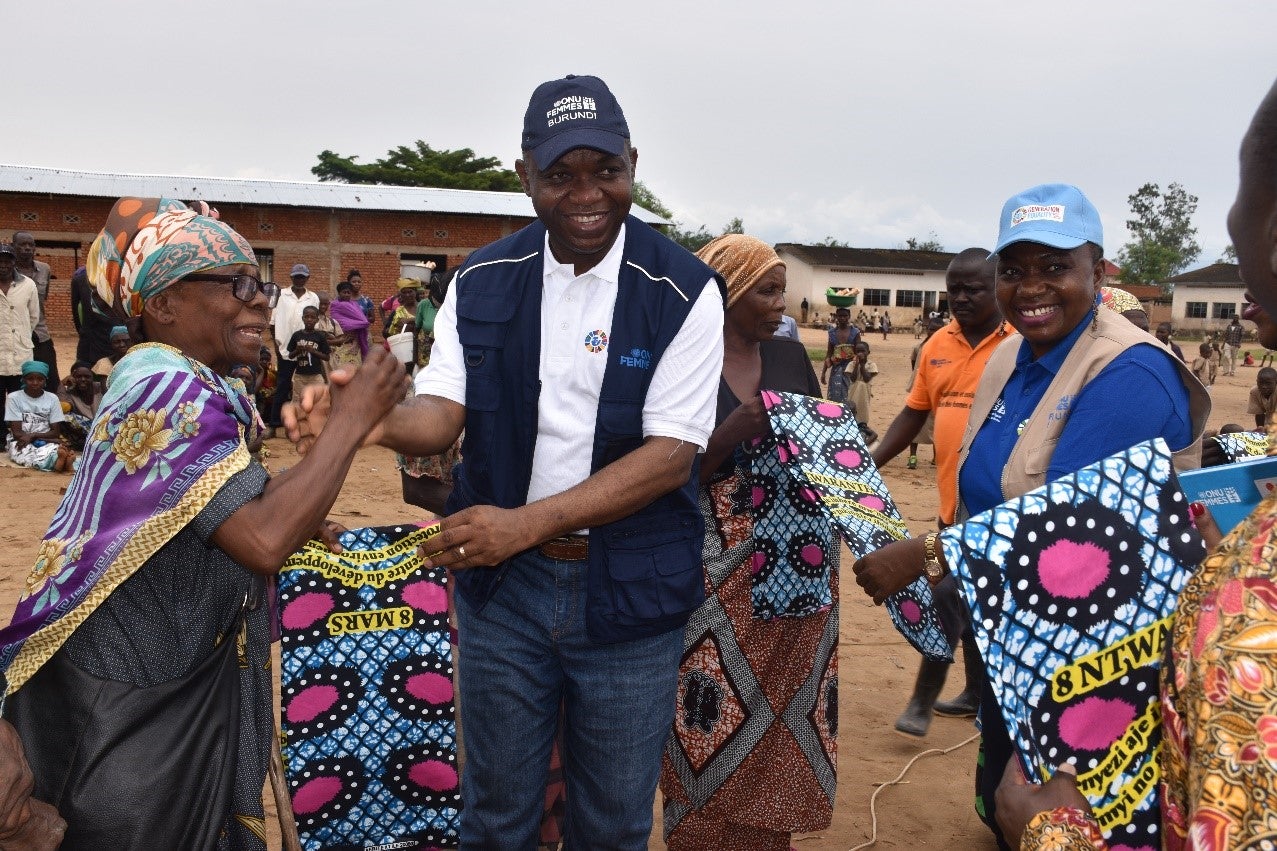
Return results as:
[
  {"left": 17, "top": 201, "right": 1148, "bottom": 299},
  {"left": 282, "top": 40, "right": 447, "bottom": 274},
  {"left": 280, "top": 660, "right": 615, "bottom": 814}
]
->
[{"left": 960, "top": 315, "right": 1193, "bottom": 517}]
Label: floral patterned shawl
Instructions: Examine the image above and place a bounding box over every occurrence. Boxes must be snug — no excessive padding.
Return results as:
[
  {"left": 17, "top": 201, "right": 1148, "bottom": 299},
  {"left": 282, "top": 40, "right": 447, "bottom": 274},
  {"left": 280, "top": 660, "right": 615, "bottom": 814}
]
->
[{"left": 0, "top": 343, "right": 259, "bottom": 694}]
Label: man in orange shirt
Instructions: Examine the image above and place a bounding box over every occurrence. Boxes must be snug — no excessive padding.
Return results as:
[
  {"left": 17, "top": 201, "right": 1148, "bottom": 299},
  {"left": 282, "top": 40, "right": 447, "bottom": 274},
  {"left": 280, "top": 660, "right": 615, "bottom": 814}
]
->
[{"left": 873, "top": 247, "right": 1012, "bottom": 737}]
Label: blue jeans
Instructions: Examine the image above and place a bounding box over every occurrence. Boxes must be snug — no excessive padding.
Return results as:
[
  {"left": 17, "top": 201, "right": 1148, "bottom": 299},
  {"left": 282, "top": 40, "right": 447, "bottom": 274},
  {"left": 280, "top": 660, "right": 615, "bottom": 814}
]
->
[{"left": 454, "top": 550, "right": 683, "bottom": 850}]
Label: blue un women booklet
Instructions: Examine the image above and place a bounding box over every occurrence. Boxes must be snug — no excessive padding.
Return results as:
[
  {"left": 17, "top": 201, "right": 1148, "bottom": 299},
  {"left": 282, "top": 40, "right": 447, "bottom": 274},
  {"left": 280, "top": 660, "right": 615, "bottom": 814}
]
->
[{"left": 1178, "top": 454, "right": 1277, "bottom": 535}]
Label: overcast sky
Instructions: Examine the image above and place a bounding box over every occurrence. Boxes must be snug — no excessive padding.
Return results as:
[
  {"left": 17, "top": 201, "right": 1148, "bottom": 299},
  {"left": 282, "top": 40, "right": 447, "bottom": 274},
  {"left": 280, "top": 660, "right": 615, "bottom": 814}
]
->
[{"left": 11, "top": 1, "right": 1275, "bottom": 266}]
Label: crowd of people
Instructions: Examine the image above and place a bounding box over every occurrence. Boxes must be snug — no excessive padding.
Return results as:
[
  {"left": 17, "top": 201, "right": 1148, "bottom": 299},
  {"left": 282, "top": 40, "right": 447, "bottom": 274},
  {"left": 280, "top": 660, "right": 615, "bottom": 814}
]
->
[{"left": 0, "top": 71, "right": 1274, "bottom": 851}]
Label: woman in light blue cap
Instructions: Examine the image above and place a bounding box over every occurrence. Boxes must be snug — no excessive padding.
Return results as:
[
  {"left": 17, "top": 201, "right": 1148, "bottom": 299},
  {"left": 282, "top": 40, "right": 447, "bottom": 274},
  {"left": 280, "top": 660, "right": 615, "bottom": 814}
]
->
[{"left": 852, "top": 183, "right": 1211, "bottom": 849}]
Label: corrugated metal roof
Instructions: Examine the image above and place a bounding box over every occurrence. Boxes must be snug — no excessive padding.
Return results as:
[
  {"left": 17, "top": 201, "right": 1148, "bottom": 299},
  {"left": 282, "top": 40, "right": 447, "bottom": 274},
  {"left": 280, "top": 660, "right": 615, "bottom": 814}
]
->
[
  {"left": 1163, "top": 262, "right": 1240, "bottom": 285},
  {"left": 777, "top": 243, "right": 955, "bottom": 271},
  {"left": 0, "top": 163, "right": 668, "bottom": 224}
]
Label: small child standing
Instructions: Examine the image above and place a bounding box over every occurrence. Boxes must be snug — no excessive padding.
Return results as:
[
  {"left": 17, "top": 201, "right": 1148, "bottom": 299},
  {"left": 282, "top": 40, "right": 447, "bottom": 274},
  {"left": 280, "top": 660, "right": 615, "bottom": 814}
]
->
[
  {"left": 847, "top": 340, "right": 879, "bottom": 441},
  {"left": 1192, "top": 342, "right": 1217, "bottom": 387},
  {"left": 1248, "top": 367, "right": 1277, "bottom": 429},
  {"left": 288, "top": 305, "right": 331, "bottom": 398},
  {"left": 5, "top": 360, "right": 74, "bottom": 472}
]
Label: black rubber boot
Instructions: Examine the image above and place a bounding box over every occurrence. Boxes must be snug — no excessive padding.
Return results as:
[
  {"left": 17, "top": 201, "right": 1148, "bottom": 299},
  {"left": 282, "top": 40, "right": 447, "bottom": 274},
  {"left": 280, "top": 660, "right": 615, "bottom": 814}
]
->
[
  {"left": 934, "top": 636, "right": 983, "bottom": 718},
  {"left": 894, "top": 658, "right": 949, "bottom": 738}
]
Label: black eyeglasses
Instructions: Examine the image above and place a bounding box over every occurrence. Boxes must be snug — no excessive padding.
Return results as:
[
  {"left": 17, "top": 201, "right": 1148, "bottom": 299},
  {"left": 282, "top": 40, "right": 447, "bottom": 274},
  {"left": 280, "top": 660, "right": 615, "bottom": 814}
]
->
[{"left": 183, "top": 273, "right": 280, "bottom": 308}]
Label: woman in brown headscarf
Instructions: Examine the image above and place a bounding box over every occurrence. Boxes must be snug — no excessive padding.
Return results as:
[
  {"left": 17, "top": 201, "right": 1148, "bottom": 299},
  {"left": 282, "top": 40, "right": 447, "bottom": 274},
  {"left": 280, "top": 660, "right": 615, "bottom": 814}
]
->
[{"left": 660, "top": 235, "right": 837, "bottom": 850}]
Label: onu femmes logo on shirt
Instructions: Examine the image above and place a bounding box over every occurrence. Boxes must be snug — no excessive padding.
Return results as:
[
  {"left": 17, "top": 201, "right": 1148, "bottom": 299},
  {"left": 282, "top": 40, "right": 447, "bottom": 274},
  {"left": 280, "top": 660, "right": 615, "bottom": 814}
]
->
[
  {"left": 619, "top": 348, "right": 651, "bottom": 369},
  {"left": 546, "top": 95, "right": 598, "bottom": 127}
]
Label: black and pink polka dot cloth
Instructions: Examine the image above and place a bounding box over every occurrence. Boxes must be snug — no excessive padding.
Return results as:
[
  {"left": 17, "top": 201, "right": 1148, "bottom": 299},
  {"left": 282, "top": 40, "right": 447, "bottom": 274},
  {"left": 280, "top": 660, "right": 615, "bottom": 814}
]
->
[
  {"left": 279, "top": 524, "right": 461, "bottom": 849},
  {"left": 941, "top": 439, "right": 1205, "bottom": 848},
  {"left": 760, "top": 391, "right": 952, "bottom": 662}
]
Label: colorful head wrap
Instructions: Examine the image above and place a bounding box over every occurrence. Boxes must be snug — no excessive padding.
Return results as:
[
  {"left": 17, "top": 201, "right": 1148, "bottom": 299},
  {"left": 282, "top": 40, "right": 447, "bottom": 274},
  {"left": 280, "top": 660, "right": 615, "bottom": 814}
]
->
[
  {"left": 86, "top": 197, "right": 257, "bottom": 319},
  {"left": 109, "top": 325, "right": 130, "bottom": 339},
  {"left": 20, "top": 360, "right": 48, "bottom": 378},
  {"left": 695, "top": 234, "right": 785, "bottom": 308},
  {"left": 1100, "top": 286, "right": 1142, "bottom": 314}
]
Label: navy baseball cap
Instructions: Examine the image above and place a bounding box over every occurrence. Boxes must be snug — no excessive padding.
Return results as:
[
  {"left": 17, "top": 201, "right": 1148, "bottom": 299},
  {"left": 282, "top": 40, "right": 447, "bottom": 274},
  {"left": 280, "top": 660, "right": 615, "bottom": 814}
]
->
[
  {"left": 522, "top": 75, "right": 630, "bottom": 168},
  {"left": 992, "top": 183, "right": 1103, "bottom": 256}
]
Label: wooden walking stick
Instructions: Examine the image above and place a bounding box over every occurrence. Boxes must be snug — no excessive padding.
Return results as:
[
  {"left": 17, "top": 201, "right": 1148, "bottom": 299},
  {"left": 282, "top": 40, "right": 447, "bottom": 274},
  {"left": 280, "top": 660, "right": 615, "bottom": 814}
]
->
[{"left": 269, "top": 728, "right": 303, "bottom": 851}]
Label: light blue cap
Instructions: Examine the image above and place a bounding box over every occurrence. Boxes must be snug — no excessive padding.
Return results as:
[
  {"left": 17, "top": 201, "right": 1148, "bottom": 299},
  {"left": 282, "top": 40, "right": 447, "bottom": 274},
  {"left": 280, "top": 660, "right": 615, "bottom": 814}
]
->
[{"left": 992, "top": 183, "right": 1103, "bottom": 256}]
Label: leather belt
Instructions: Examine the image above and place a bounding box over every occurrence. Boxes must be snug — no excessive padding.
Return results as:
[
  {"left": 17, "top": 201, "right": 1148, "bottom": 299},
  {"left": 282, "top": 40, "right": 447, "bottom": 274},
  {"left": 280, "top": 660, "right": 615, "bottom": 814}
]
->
[{"left": 538, "top": 534, "right": 589, "bottom": 561}]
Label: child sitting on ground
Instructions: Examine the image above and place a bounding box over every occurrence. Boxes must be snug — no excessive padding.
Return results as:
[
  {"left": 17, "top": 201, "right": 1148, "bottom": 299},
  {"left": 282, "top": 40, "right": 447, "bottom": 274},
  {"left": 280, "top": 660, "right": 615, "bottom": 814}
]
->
[
  {"left": 1192, "top": 342, "right": 1217, "bottom": 387},
  {"left": 288, "top": 305, "right": 331, "bottom": 397},
  {"left": 1248, "top": 367, "right": 1277, "bottom": 428},
  {"left": 5, "top": 360, "right": 74, "bottom": 472}
]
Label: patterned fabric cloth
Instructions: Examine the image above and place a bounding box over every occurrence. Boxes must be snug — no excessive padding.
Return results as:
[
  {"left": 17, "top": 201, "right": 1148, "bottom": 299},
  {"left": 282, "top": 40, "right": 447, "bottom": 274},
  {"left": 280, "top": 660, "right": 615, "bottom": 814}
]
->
[
  {"left": 762, "top": 390, "right": 951, "bottom": 662},
  {"left": 1022, "top": 808, "right": 1108, "bottom": 850},
  {"left": 662, "top": 454, "right": 839, "bottom": 848},
  {"left": 0, "top": 342, "right": 257, "bottom": 692},
  {"left": 396, "top": 439, "right": 462, "bottom": 486},
  {"left": 943, "top": 438, "right": 1205, "bottom": 848},
  {"left": 747, "top": 431, "right": 836, "bottom": 619},
  {"left": 661, "top": 354, "right": 837, "bottom": 847},
  {"left": 86, "top": 197, "right": 256, "bottom": 319},
  {"left": 279, "top": 524, "right": 461, "bottom": 850},
  {"left": 1016, "top": 429, "right": 1277, "bottom": 850},
  {"left": 329, "top": 298, "right": 369, "bottom": 363},
  {"left": 1211, "top": 430, "right": 1269, "bottom": 463},
  {"left": 1099, "top": 287, "right": 1142, "bottom": 315}
]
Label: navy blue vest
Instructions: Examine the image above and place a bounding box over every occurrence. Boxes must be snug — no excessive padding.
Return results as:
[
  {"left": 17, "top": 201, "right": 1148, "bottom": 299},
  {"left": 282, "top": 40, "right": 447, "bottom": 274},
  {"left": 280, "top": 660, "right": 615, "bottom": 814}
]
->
[{"left": 445, "top": 216, "right": 725, "bottom": 643}]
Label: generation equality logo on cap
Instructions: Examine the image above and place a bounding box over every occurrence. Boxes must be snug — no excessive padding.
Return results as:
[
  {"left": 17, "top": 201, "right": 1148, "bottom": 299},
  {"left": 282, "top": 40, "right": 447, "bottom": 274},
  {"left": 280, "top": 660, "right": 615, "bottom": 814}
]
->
[{"left": 1009, "top": 205, "right": 1065, "bottom": 227}]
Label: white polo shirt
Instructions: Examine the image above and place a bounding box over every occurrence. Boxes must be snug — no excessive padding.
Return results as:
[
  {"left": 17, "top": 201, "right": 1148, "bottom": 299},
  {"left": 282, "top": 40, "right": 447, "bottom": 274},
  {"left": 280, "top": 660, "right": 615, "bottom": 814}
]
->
[{"left": 415, "top": 226, "right": 723, "bottom": 504}]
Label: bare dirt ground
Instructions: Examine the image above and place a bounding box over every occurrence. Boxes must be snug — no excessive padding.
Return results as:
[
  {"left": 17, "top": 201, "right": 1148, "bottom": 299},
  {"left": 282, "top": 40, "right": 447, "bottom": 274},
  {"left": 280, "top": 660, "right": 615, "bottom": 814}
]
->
[{"left": 0, "top": 327, "right": 1254, "bottom": 849}]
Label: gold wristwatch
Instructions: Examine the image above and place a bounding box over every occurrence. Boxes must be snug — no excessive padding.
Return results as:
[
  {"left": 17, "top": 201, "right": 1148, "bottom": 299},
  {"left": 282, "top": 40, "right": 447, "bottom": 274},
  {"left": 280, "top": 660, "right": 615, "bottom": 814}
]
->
[{"left": 922, "top": 532, "right": 945, "bottom": 585}]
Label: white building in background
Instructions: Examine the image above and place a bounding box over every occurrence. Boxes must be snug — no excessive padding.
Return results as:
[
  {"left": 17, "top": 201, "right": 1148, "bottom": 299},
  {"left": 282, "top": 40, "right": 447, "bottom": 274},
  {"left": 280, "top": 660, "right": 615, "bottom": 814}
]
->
[
  {"left": 1165, "top": 263, "right": 1252, "bottom": 334},
  {"left": 774, "top": 244, "right": 955, "bottom": 324}
]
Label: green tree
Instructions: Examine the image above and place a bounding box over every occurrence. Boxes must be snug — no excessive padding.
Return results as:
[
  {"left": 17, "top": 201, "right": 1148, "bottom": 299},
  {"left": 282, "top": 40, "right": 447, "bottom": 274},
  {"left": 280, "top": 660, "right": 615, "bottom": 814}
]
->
[
  {"left": 817, "top": 236, "right": 850, "bottom": 248},
  {"left": 1218, "top": 244, "right": 1238, "bottom": 263},
  {"left": 632, "top": 180, "right": 674, "bottom": 219},
  {"left": 903, "top": 232, "right": 944, "bottom": 251},
  {"left": 633, "top": 182, "right": 743, "bottom": 251},
  {"left": 312, "top": 142, "right": 522, "bottom": 191},
  {"left": 1116, "top": 182, "right": 1201, "bottom": 288}
]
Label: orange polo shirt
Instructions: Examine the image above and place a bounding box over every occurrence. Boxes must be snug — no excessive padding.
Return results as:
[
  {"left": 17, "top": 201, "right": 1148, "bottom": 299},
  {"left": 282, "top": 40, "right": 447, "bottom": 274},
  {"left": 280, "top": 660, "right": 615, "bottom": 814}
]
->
[{"left": 905, "top": 320, "right": 1014, "bottom": 524}]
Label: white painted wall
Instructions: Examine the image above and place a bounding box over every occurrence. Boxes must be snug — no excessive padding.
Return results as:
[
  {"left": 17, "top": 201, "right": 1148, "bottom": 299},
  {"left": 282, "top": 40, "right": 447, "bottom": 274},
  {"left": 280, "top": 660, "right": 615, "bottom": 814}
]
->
[
  {"left": 777, "top": 247, "right": 948, "bottom": 326},
  {"left": 1169, "top": 283, "right": 1252, "bottom": 333}
]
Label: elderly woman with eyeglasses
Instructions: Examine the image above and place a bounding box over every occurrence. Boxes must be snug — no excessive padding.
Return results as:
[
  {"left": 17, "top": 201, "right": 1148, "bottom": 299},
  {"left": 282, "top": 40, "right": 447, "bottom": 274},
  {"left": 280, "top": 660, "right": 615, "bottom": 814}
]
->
[{"left": 0, "top": 197, "right": 404, "bottom": 850}]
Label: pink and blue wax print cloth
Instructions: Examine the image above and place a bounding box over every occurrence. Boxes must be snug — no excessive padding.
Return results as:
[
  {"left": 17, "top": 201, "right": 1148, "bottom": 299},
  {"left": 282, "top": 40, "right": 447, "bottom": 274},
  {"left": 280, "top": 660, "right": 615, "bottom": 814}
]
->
[
  {"left": 941, "top": 438, "right": 1204, "bottom": 847},
  {"left": 279, "top": 523, "right": 460, "bottom": 851},
  {"left": 759, "top": 390, "right": 952, "bottom": 662}
]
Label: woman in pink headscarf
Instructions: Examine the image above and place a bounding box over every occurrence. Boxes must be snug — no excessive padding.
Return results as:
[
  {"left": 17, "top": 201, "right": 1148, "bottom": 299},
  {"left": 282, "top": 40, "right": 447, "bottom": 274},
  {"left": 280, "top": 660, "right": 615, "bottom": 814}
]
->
[{"left": 330, "top": 279, "right": 370, "bottom": 367}]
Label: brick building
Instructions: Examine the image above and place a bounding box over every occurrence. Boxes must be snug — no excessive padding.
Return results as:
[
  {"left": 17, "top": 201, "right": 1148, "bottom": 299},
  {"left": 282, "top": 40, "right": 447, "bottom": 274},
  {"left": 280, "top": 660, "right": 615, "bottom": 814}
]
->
[{"left": 0, "top": 164, "right": 665, "bottom": 339}]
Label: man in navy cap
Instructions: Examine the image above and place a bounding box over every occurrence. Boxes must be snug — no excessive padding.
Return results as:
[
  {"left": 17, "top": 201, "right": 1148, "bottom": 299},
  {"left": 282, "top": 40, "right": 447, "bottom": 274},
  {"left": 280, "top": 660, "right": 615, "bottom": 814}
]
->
[{"left": 287, "top": 75, "right": 725, "bottom": 845}]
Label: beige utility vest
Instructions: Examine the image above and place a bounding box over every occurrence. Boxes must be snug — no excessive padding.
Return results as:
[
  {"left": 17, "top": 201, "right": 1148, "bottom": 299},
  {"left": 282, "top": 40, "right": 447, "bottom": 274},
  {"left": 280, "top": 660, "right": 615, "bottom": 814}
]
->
[{"left": 954, "top": 308, "right": 1211, "bottom": 520}]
